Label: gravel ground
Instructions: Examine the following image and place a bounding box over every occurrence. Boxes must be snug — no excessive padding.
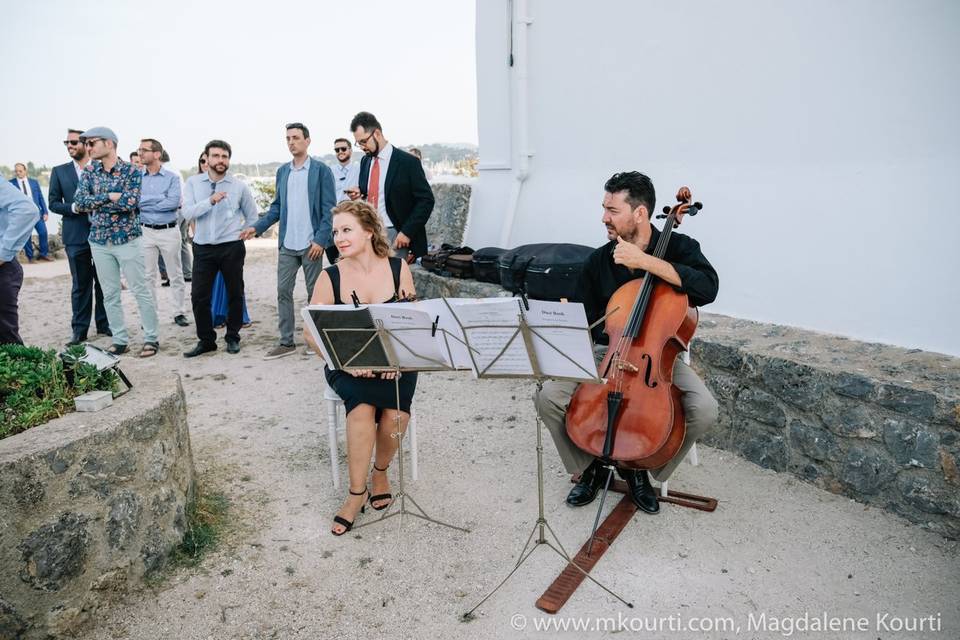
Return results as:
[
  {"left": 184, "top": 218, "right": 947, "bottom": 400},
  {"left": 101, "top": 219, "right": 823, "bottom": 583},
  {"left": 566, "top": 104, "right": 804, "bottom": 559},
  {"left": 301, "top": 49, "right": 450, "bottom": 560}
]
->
[{"left": 15, "top": 242, "right": 960, "bottom": 640}]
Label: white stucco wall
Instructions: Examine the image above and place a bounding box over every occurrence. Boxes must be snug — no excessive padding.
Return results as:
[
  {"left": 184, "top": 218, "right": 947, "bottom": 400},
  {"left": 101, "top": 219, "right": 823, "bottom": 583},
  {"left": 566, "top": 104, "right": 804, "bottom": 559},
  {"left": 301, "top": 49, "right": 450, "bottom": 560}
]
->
[{"left": 471, "top": 0, "right": 960, "bottom": 356}]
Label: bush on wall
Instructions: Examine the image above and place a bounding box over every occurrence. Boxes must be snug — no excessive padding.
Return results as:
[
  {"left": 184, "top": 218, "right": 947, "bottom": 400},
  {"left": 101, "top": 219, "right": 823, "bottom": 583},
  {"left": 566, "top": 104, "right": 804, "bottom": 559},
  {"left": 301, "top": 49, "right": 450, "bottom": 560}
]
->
[{"left": 0, "top": 344, "right": 118, "bottom": 440}]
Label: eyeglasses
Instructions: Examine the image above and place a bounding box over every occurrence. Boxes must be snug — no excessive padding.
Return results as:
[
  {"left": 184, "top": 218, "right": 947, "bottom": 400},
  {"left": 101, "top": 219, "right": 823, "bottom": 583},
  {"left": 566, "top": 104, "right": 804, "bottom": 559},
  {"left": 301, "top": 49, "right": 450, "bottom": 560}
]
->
[
  {"left": 137, "top": 147, "right": 156, "bottom": 154},
  {"left": 63, "top": 140, "right": 82, "bottom": 146},
  {"left": 334, "top": 146, "right": 349, "bottom": 153},
  {"left": 83, "top": 139, "right": 102, "bottom": 148},
  {"left": 354, "top": 130, "right": 377, "bottom": 148}
]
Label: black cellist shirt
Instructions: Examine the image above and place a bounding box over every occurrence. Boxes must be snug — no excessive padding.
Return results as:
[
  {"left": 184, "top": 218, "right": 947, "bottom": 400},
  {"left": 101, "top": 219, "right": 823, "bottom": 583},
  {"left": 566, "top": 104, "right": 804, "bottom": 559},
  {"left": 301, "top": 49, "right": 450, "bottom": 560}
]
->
[{"left": 574, "top": 223, "right": 719, "bottom": 345}]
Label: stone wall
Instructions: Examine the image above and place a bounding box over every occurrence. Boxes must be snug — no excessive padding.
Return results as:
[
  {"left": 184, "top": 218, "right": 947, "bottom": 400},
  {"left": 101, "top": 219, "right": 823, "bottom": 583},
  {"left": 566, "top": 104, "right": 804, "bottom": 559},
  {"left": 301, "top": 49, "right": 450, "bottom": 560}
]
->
[
  {"left": 0, "top": 372, "right": 195, "bottom": 639},
  {"left": 425, "top": 181, "right": 472, "bottom": 249},
  {"left": 411, "top": 272, "right": 960, "bottom": 539},
  {"left": 692, "top": 315, "right": 960, "bottom": 540}
]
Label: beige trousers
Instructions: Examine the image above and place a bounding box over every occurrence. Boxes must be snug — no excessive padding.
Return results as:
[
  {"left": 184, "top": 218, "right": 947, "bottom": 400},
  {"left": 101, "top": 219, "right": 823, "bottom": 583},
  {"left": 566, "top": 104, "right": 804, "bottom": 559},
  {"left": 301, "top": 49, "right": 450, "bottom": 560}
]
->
[{"left": 534, "top": 355, "right": 718, "bottom": 482}]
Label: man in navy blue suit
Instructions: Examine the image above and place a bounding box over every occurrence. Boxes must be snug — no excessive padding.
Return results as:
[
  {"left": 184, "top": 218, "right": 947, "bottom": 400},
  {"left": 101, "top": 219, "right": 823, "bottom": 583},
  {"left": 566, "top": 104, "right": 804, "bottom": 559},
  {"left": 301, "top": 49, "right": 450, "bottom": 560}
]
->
[
  {"left": 10, "top": 163, "right": 52, "bottom": 262},
  {"left": 48, "top": 128, "right": 110, "bottom": 345}
]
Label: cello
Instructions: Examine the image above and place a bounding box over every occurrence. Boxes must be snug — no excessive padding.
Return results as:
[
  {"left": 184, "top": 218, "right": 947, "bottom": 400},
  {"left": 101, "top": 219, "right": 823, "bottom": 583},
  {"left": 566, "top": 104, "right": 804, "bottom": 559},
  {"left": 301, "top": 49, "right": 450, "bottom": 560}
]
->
[{"left": 565, "top": 190, "right": 704, "bottom": 474}]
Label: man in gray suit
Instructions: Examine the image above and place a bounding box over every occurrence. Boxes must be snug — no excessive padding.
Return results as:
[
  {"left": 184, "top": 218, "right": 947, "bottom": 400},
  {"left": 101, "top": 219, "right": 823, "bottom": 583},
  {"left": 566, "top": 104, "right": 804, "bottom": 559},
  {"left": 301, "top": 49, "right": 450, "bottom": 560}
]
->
[
  {"left": 241, "top": 122, "right": 335, "bottom": 359},
  {"left": 48, "top": 128, "right": 110, "bottom": 345}
]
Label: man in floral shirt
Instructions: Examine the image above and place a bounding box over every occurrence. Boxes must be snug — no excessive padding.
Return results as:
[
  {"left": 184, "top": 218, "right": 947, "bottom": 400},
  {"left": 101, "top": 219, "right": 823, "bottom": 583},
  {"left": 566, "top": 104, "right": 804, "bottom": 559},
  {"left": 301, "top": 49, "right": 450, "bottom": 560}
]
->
[{"left": 74, "top": 126, "right": 160, "bottom": 357}]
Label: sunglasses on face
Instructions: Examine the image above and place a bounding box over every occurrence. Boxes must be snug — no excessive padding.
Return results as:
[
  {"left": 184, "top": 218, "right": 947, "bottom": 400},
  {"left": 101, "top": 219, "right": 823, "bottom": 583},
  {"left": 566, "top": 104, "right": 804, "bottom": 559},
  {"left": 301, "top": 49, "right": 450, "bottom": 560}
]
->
[
  {"left": 334, "top": 147, "right": 349, "bottom": 153},
  {"left": 83, "top": 139, "right": 101, "bottom": 148},
  {"left": 63, "top": 140, "right": 82, "bottom": 146}
]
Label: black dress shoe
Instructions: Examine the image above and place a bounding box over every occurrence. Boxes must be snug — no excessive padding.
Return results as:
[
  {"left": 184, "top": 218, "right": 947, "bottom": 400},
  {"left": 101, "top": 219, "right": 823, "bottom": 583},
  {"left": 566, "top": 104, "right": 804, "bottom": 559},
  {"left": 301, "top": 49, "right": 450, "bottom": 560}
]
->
[
  {"left": 66, "top": 335, "right": 87, "bottom": 347},
  {"left": 618, "top": 468, "right": 660, "bottom": 514},
  {"left": 173, "top": 315, "right": 190, "bottom": 327},
  {"left": 98, "top": 328, "right": 113, "bottom": 337},
  {"left": 183, "top": 342, "right": 217, "bottom": 358},
  {"left": 225, "top": 338, "right": 241, "bottom": 354},
  {"left": 566, "top": 460, "right": 609, "bottom": 507}
]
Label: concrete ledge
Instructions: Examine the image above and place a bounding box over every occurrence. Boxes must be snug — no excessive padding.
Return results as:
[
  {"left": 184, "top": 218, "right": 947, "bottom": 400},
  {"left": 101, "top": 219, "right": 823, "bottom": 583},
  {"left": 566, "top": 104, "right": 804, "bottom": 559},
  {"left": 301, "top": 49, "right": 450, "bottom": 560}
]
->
[
  {"left": 411, "top": 270, "right": 960, "bottom": 539},
  {"left": 0, "top": 372, "right": 195, "bottom": 639}
]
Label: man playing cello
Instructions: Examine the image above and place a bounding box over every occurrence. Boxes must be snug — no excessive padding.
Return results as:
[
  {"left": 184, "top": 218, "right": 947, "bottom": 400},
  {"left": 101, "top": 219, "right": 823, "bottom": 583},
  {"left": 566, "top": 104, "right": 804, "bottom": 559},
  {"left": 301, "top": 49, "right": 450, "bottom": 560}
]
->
[{"left": 535, "top": 171, "right": 719, "bottom": 513}]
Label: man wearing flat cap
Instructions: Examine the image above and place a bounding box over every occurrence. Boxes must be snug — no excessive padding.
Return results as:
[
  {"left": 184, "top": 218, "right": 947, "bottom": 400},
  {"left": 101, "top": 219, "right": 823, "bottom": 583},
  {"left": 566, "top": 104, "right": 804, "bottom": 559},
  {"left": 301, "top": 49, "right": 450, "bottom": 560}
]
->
[{"left": 73, "top": 126, "right": 160, "bottom": 357}]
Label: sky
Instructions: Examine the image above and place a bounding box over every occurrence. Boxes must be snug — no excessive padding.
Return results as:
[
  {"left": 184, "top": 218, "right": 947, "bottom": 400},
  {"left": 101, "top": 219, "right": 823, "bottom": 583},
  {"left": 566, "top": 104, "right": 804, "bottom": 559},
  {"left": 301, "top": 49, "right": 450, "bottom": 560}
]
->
[{"left": 0, "top": 0, "right": 478, "bottom": 170}]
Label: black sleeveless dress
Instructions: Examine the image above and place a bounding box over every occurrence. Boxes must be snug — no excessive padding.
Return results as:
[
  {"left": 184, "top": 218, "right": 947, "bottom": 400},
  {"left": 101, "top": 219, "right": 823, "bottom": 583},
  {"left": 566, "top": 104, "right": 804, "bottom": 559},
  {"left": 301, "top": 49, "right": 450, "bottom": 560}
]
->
[{"left": 323, "top": 257, "right": 418, "bottom": 416}]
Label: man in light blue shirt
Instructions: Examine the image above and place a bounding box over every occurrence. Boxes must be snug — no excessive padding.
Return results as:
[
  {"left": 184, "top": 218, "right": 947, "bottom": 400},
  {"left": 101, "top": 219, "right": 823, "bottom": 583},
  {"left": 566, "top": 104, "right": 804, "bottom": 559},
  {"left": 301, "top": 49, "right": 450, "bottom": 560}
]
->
[
  {"left": 181, "top": 139, "right": 259, "bottom": 357},
  {"left": 138, "top": 138, "right": 189, "bottom": 327},
  {"left": 0, "top": 180, "right": 40, "bottom": 344},
  {"left": 329, "top": 137, "right": 358, "bottom": 264},
  {"left": 241, "top": 123, "right": 335, "bottom": 359}
]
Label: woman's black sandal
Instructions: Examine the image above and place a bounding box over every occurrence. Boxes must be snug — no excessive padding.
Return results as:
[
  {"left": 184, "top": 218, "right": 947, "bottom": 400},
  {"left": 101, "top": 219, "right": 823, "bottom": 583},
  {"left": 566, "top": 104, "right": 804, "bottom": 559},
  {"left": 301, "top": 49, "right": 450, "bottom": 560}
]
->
[
  {"left": 331, "top": 487, "right": 368, "bottom": 536},
  {"left": 369, "top": 464, "right": 393, "bottom": 511}
]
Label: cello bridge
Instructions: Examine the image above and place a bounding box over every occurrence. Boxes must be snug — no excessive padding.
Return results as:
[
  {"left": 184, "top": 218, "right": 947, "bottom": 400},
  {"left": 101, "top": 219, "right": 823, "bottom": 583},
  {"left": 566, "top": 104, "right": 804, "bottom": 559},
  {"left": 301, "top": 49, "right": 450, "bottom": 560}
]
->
[{"left": 615, "top": 358, "right": 639, "bottom": 373}]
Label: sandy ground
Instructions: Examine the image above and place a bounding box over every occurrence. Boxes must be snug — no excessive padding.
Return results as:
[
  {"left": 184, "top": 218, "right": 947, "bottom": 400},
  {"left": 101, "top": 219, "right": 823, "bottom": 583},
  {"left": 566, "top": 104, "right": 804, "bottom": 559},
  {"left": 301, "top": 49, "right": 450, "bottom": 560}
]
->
[{"left": 14, "top": 242, "right": 960, "bottom": 640}]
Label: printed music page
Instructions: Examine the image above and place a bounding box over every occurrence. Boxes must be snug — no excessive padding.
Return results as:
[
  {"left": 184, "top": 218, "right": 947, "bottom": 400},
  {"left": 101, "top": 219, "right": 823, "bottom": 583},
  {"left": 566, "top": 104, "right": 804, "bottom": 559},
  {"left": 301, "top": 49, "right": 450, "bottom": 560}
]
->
[
  {"left": 445, "top": 298, "right": 534, "bottom": 377},
  {"left": 523, "top": 300, "right": 600, "bottom": 381},
  {"left": 391, "top": 298, "right": 476, "bottom": 370},
  {"left": 366, "top": 305, "right": 449, "bottom": 370}
]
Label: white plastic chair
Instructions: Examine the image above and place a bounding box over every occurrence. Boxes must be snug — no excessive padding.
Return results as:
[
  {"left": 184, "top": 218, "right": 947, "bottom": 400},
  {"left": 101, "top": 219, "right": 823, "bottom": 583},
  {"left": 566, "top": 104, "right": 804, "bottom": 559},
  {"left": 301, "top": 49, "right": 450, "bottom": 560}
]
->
[
  {"left": 324, "top": 384, "right": 419, "bottom": 490},
  {"left": 659, "top": 348, "right": 700, "bottom": 497}
]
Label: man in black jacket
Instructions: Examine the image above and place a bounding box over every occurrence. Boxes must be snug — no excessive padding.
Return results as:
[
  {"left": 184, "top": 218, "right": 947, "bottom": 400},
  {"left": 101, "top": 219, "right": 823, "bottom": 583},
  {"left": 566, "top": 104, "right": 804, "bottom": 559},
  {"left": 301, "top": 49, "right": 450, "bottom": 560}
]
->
[
  {"left": 48, "top": 128, "right": 109, "bottom": 345},
  {"left": 346, "top": 112, "right": 434, "bottom": 261},
  {"left": 534, "top": 171, "right": 720, "bottom": 514}
]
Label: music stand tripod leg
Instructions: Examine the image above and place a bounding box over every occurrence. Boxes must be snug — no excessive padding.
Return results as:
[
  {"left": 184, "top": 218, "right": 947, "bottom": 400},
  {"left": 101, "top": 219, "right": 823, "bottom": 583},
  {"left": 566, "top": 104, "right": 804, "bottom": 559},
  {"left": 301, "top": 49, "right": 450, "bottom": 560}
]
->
[
  {"left": 353, "top": 370, "right": 469, "bottom": 534},
  {"left": 462, "top": 380, "right": 632, "bottom": 619}
]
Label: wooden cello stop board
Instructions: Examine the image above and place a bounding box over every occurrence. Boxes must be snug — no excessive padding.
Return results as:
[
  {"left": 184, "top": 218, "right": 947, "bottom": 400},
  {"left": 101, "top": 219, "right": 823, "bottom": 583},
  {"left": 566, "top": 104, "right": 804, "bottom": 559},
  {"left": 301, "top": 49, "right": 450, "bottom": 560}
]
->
[{"left": 535, "top": 475, "right": 717, "bottom": 614}]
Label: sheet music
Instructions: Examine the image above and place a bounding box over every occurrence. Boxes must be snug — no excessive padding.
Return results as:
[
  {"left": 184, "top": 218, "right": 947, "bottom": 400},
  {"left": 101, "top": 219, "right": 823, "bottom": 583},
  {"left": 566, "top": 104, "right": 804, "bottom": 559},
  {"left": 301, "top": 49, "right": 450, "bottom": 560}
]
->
[
  {"left": 366, "top": 305, "right": 449, "bottom": 369},
  {"left": 524, "top": 300, "right": 599, "bottom": 381},
  {"left": 390, "top": 299, "right": 475, "bottom": 370},
  {"left": 446, "top": 298, "right": 534, "bottom": 377}
]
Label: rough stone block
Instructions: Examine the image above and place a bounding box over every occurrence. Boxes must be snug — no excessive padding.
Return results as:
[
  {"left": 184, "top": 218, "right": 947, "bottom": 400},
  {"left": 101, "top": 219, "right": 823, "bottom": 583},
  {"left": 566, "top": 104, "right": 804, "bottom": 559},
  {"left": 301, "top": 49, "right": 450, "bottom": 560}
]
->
[
  {"left": 829, "top": 371, "right": 876, "bottom": 400},
  {"left": 876, "top": 384, "right": 937, "bottom": 420},
  {"left": 0, "top": 597, "right": 27, "bottom": 640},
  {"left": 734, "top": 388, "right": 786, "bottom": 429},
  {"left": 106, "top": 491, "right": 142, "bottom": 551},
  {"left": 692, "top": 341, "right": 744, "bottom": 371},
  {"left": 18, "top": 512, "right": 90, "bottom": 592},
  {"left": 738, "top": 429, "right": 789, "bottom": 472},
  {"left": 425, "top": 182, "right": 471, "bottom": 248},
  {"left": 789, "top": 419, "right": 840, "bottom": 463},
  {"left": 839, "top": 445, "right": 896, "bottom": 495},
  {"left": 703, "top": 372, "right": 739, "bottom": 402},
  {"left": 756, "top": 358, "right": 827, "bottom": 410},
  {"left": 820, "top": 398, "right": 880, "bottom": 439},
  {"left": 882, "top": 418, "right": 939, "bottom": 468},
  {"left": 896, "top": 472, "right": 959, "bottom": 516}
]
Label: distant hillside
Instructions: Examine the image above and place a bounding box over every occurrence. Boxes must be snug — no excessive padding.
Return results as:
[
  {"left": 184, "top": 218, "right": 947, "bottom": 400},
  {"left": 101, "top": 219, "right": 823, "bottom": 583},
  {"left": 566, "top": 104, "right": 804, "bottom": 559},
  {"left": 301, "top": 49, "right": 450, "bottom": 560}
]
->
[{"left": 216, "top": 143, "right": 478, "bottom": 179}]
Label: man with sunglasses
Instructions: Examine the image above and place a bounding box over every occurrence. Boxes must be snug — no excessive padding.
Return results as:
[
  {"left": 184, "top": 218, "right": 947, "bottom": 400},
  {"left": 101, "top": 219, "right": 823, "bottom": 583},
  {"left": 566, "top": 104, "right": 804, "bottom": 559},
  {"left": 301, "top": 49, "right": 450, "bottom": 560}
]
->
[
  {"left": 73, "top": 126, "right": 160, "bottom": 357},
  {"left": 328, "top": 137, "right": 358, "bottom": 262},
  {"left": 240, "top": 123, "right": 335, "bottom": 359},
  {"left": 346, "top": 111, "right": 434, "bottom": 262},
  {"left": 49, "top": 128, "right": 111, "bottom": 345}
]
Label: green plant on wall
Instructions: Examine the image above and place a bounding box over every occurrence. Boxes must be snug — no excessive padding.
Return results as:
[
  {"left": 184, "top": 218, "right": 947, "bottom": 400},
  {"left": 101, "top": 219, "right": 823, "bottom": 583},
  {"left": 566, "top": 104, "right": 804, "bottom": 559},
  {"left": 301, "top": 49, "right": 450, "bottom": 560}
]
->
[{"left": 0, "top": 344, "right": 118, "bottom": 440}]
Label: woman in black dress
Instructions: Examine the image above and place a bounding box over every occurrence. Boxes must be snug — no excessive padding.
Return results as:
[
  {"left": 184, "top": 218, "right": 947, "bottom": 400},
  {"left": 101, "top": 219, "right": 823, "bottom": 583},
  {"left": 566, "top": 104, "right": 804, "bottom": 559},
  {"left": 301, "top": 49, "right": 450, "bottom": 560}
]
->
[{"left": 303, "top": 200, "right": 417, "bottom": 536}]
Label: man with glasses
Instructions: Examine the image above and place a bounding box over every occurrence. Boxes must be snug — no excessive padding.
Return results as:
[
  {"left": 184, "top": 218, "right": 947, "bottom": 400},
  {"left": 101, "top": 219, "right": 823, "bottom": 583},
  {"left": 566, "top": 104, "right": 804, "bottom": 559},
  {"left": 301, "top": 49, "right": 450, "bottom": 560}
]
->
[
  {"left": 49, "top": 128, "right": 110, "bottom": 345},
  {"left": 240, "top": 123, "right": 334, "bottom": 359},
  {"left": 9, "top": 163, "right": 51, "bottom": 263},
  {"left": 182, "top": 139, "right": 259, "bottom": 357},
  {"left": 328, "top": 137, "right": 358, "bottom": 263},
  {"left": 73, "top": 126, "right": 160, "bottom": 357},
  {"left": 138, "top": 138, "right": 189, "bottom": 329},
  {"left": 346, "top": 111, "right": 434, "bottom": 262}
]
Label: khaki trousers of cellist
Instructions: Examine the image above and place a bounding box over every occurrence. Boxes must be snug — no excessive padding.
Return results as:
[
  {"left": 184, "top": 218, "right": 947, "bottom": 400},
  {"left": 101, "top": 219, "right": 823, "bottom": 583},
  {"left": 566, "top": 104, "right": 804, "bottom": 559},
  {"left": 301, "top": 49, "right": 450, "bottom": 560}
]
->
[{"left": 534, "top": 354, "right": 718, "bottom": 482}]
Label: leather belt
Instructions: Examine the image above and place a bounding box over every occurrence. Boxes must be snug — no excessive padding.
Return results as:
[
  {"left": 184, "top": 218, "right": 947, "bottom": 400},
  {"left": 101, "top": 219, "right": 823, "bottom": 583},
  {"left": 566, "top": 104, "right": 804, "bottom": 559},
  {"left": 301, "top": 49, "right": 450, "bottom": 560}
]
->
[{"left": 143, "top": 222, "right": 178, "bottom": 229}]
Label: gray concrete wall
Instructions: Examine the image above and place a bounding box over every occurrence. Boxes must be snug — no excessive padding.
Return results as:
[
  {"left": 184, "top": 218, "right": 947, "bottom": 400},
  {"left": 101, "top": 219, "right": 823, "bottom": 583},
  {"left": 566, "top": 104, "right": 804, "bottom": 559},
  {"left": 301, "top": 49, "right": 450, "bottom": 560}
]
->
[
  {"left": 0, "top": 373, "right": 195, "bottom": 639},
  {"left": 412, "top": 270, "right": 960, "bottom": 539}
]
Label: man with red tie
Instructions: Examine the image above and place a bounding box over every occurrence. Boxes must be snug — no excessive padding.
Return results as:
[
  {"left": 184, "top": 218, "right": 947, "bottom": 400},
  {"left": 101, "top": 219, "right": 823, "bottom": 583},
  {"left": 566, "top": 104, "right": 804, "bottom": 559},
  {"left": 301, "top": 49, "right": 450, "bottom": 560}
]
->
[{"left": 346, "top": 112, "right": 434, "bottom": 262}]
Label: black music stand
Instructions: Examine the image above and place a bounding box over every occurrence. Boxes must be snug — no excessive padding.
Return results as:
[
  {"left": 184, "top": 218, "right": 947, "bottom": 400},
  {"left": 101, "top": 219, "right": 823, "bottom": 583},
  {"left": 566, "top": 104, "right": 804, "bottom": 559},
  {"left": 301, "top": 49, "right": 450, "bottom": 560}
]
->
[
  {"left": 303, "top": 306, "right": 469, "bottom": 534},
  {"left": 447, "top": 298, "right": 634, "bottom": 618}
]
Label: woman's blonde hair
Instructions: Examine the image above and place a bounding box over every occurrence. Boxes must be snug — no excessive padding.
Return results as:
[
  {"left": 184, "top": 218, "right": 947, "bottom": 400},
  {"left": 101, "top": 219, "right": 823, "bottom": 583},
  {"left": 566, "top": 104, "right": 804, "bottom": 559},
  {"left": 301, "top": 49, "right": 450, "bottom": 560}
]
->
[{"left": 331, "top": 200, "right": 393, "bottom": 258}]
